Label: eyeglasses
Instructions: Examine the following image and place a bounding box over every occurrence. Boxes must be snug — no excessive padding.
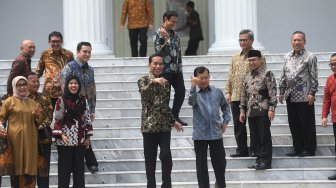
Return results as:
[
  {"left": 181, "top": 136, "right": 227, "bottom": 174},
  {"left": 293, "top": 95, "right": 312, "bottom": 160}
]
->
[
  {"left": 50, "top": 40, "right": 62, "bottom": 44},
  {"left": 238, "top": 39, "right": 249, "bottom": 43},
  {"left": 16, "top": 84, "right": 27, "bottom": 88},
  {"left": 329, "top": 64, "right": 336, "bottom": 68}
]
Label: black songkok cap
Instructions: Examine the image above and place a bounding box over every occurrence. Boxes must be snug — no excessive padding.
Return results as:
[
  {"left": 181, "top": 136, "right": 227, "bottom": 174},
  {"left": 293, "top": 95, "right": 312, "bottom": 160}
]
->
[{"left": 247, "top": 50, "right": 262, "bottom": 58}]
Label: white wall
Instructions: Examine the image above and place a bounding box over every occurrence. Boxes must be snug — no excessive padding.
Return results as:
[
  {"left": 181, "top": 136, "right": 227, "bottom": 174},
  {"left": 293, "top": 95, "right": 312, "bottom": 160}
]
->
[
  {"left": 257, "top": 0, "right": 336, "bottom": 53},
  {"left": 0, "top": 0, "right": 63, "bottom": 60}
]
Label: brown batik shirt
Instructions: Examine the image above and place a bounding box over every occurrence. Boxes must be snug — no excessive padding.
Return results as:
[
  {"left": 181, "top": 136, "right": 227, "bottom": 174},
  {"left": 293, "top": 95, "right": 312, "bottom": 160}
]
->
[{"left": 36, "top": 48, "right": 74, "bottom": 98}]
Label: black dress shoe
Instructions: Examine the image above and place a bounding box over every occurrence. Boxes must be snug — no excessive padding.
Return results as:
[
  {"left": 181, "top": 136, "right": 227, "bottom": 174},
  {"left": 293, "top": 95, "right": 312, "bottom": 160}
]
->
[
  {"left": 328, "top": 173, "right": 336, "bottom": 180},
  {"left": 88, "top": 165, "right": 98, "bottom": 173},
  {"left": 298, "top": 151, "right": 315, "bottom": 157},
  {"left": 255, "top": 162, "right": 271, "bottom": 170},
  {"left": 175, "top": 117, "right": 188, "bottom": 126},
  {"left": 247, "top": 163, "right": 258, "bottom": 169},
  {"left": 285, "top": 151, "right": 301, "bottom": 156},
  {"left": 230, "top": 152, "right": 249, "bottom": 157},
  {"left": 251, "top": 152, "right": 258, "bottom": 157}
]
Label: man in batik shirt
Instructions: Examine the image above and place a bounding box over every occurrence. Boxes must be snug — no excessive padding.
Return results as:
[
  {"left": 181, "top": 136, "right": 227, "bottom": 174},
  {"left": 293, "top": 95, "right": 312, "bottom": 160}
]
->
[
  {"left": 240, "top": 50, "right": 277, "bottom": 170},
  {"left": 279, "top": 31, "right": 318, "bottom": 157},
  {"left": 7, "top": 39, "right": 35, "bottom": 96},
  {"left": 26, "top": 72, "right": 53, "bottom": 188},
  {"left": 138, "top": 54, "right": 183, "bottom": 188},
  {"left": 36, "top": 31, "right": 74, "bottom": 107},
  {"left": 225, "top": 29, "right": 266, "bottom": 158},
  {"left": 153, "top": 10, "right": 187, "bottom": 126}
]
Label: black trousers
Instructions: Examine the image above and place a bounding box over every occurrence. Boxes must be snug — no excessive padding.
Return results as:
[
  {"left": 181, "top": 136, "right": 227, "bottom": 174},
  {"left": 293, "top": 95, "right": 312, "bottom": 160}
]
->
[
  {"left": 37, "top": 144, "right": 51, "bottom": 188},
  {"left": 185, "top": 39, "right": 201, "bottom": 56},
  {"left": 286, "top": 100, "right": 317, "bottom": 154},
  {"left": 143, "top": 132, "right": 172, "bottom": 188},
  {"left": 230, "top": 102, "right": 249, "bottom": 155},
  {"left": 57, "top": 146, "right": 85, "bottom": 188},
  {"left": 194, "top": 139, "right": 226, "bottom": 188},
  {"left": 128, "top": 27, "right": 148, "bottom": 57},
  {"left": 248, "top": 115, "right": 272, "bottom": 164},
  {"left": 162, "top": 72, "right": 186, "bottom": 118}
]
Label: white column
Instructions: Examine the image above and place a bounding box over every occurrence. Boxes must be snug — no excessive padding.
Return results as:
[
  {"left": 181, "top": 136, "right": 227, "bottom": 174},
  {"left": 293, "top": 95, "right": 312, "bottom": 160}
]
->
[
  {"left": 63, "top": 0, "right": 114, "bottom": 57},
  {"left": 208, "top": 0, "right": 265, "bottom": 55}
]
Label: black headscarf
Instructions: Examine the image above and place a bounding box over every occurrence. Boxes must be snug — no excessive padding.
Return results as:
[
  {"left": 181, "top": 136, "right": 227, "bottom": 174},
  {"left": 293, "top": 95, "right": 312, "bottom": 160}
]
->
[
  {"left": 63, "top": 75, "right": 82, "bottom": 100},
  {"left": 62, "top": 75, "right": 85, "bottom": 120}
]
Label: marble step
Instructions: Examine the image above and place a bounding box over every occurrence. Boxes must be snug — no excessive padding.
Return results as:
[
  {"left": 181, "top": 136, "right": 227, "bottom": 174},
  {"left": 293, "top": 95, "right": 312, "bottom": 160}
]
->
[
  {"left": 95, "top": 90, "right": 326, "bottom": 101},
  {"left": 89, "top": 124, "right": 333, "bottom": 137},
  {"left": 95, "top": 98, "right": 326, "bottom": 109},
  {"left": 2, "top": 180, "right": 335, "bottom": 188},
  {"left": 94, "top": 103, "right": 326, "bottom": 118},
  {"left": 88, "top": 134, "right": 335, "bottom": 149},
  {"left": 1, "top": 167, "right": 335, "bottom": 186},
  {"left": 0, "top": 52, "right": 331, "bottom": 69},
  {"left": 46, "top": 144, "right": 336, "bottom": 161},
  {"left": 92, "top": 114, "right": 324, "bottom": 127},
  {"left": 91, "top": 73, "right": 331, "bottom": 84}
]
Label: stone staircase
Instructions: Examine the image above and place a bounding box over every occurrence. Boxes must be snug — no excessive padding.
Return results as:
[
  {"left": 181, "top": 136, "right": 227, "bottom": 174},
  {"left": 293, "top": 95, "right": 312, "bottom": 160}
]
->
[{"left": 0, "top": 53, "right": 336, "bottom": 187}]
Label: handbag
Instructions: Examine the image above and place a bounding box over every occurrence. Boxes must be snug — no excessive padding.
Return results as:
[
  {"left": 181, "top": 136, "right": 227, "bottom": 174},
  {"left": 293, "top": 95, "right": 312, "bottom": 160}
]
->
[{"left": 38, "top": 126, "right": 52, "bottom": 140}]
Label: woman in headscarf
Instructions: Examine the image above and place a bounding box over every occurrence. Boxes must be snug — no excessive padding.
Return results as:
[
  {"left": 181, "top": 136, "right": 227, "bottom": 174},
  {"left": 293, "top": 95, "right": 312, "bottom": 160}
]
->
[
  {"left": 52, "top": 75, "right": 93, "bottom": 188},
  {"left": 0, "top": 76, "right": 41, "bottom": 187}
]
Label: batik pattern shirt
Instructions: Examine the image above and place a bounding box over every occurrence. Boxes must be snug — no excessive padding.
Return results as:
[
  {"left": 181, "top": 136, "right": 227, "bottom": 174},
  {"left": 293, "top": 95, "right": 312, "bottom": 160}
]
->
[
  {"left": 7, "top": 54, "right": 32, "bottom": 95},
  {"left": 36, "top": 48, "right": 74, "bottom": 98},
  {"left": 52, "top": 96, "right": 93, "bottom": 146},
  {"left": 188, "top": 85, "right": 231, "bottom": 140},
  {"left": 138, "top": 73, "right": 175, "bottom": 133},
  {"left": 225, "top": 52, "right": 266, "bottom": 101},
  {"left": 120, "top": 0, "right": 153, "bottom": 29},
  {"left": 28, "top": 92, "right": 53, "bottom": 144},
  {"left": 153, "top": 27, "right": 182, "bottom": 74},
  {"left": 240, "top": 68, "right": 277, "bottom": 117},
  {"left": 279, "top": 49, "right": 318, "bottom": 102},
  {"left": 61, "top": 60, "right": 96, "bottom": 113}
]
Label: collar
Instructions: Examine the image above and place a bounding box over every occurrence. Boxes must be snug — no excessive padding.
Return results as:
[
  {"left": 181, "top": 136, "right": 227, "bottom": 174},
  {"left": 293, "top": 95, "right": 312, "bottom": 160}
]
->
[
  {"left": 48, "top": 48, "right": 66, "bottom": 55},
  {"left": 251, "top": 68, "right": 263, "bottom": 76},
  {"left": 240, "top": 47, "right": 254, "bottom": 58},
  {"left": 28, "top": 92, "right": 41, "bottom": 99},
  {"left": 161, "top": 25, "right": 175, "bottom": 35},
  {"left": 19, "top": 53, "right": 31, "bottom": 60},
  {"left": 291, "top": 48, "right": 305, "bottom": 57},
  {"left": 148, "top": 72, "right": 160, "bottom": 80},
  {"left": 75, "top": 59, "right": 89, "bottom": 68},
  {"left": 197, "top": 85, "right": 211, "bottom": 93}
]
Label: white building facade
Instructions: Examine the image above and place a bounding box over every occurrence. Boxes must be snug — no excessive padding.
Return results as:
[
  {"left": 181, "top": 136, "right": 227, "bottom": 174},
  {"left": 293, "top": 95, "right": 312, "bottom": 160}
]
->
[{"left": 0, "top": 0, "right": 334, "bottom": 59}]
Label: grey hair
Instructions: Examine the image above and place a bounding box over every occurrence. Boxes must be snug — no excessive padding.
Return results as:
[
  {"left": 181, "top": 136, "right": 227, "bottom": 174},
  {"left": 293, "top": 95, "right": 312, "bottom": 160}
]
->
[{"left": 239, "top": 29, "right": 254, "bottom": 40}]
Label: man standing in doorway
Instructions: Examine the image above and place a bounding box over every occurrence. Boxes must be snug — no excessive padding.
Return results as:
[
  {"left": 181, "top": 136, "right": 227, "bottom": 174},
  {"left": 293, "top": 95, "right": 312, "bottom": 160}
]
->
[
  {"left": 153, "top": 10, "right": 187, "bottom": 126},
  {"left": 177, "top": 1, "right": 204, "bottom": 56},
  {"left": 120, "top": 0, "right": 153, "bottom": 57}
]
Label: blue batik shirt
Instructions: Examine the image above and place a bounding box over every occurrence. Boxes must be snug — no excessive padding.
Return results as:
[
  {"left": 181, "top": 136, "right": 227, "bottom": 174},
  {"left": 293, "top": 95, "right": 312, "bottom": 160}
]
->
[{"left": 188, "top": 85, "right": 231, "bottom": 140}]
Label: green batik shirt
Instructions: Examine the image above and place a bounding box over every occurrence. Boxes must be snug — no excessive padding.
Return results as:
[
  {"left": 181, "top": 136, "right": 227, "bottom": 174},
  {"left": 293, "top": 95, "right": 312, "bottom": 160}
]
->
[{"left": 138, "top": 73, "right": 175, "bottom": 133}]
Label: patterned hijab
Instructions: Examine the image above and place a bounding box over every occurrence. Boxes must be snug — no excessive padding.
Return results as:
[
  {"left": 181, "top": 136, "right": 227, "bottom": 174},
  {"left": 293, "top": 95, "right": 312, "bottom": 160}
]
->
[{"left": 12, "top": 76, "right": 28, "bottom": 100}]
